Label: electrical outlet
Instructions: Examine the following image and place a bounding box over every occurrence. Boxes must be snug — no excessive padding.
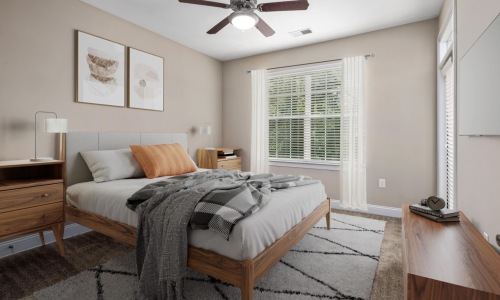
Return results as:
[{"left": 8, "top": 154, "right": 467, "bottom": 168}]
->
[
  {"left": 483, "top": 232, "right": 489, "bottom": 242},
  {"left": 496, "top": 234, "right": 500, "bottom": 247},
  {"left": 378, "top": 179, "right": 386, "bottom": 188}
]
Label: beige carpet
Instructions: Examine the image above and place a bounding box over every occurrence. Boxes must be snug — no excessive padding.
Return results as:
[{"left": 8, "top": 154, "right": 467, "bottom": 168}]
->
[
  {"left": 1, "top": 209, "right": 403, "bottom": 300},
  {"left": 368, "top": 215, "right": 403, "bottom": 299},
  {"left": 329, "top": 209, "right": 403, "bottom": 300},
  {"left": 33, "top": 213, "right": 386, "bottom": 300}
]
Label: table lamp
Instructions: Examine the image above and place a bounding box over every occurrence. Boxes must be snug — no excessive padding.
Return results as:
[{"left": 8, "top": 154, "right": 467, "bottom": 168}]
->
[{"left": 30, "top": 111, "right": 68, "bottom": 162}]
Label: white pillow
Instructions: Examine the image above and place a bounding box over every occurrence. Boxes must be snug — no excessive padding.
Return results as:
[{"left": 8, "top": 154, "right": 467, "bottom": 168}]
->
[{"left": 81, "top": 149, "right": 145, "bottom": 182}]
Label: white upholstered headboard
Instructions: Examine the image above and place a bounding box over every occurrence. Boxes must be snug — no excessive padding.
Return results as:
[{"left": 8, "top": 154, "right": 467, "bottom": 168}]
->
[{"left": 65, "top": 132, "right": 188, "bottom": 186}]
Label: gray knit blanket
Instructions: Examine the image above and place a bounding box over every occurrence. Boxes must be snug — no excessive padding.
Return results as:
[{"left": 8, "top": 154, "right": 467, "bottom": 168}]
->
[{"left": 126, "top": 170, "right": 319, "bottom": 300}]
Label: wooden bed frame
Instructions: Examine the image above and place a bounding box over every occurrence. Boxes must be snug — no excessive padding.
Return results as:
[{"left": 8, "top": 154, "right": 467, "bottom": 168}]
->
[{"left": 62, "top": 132, "right": 331, "bottom": 300}]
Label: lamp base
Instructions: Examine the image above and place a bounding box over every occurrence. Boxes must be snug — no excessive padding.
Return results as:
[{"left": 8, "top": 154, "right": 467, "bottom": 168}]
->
[{"left": 30, "top": 157, "right": 55, "bottom": 162}]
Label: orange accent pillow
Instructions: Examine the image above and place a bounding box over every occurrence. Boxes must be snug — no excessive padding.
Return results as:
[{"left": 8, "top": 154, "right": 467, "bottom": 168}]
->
[{"left": 130, "top": 144, "right": 197, "bottom": 178}]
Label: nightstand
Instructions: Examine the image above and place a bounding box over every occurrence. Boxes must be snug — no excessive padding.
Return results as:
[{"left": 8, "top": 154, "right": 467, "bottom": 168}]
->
[
  {"left": 0, "top": 160, "right": 65, "bottom": 255},
  {"left": 197, "top": 148, "right": 241, "bottom": 171}
]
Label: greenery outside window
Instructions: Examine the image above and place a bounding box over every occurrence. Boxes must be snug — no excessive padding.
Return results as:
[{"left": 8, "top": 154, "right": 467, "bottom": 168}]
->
[{"left": 268, "top": 63, "right": 341, "bottom": 166}]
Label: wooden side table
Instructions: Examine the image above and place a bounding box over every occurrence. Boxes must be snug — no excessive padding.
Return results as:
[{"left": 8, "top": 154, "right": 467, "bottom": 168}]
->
[
  {"left": 0, "top": 160, "right": 65, "bottom": 255},
  {"left": 197, "top": 147, "right": 241, "bottom": 171},
  {"left": 402, "top": 205, "right": 500, "bottom": 299}
]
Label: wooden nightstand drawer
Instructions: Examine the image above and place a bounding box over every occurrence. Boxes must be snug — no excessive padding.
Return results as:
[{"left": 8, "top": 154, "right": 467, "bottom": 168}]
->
[
  {"left": 0, "top": 160, "right": 65, "bottom": 255},
  {"left": 0, "top": 202, "right": 63, "bottom": 236},
  {"left": 217, "top": 158, "right": 241, "bottom": 170},
  {"left": 0, "top": 183, "right": 63, "bottom": 214}
]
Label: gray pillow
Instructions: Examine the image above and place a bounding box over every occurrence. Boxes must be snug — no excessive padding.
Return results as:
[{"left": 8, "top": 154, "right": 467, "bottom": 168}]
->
[{"left": 80, "top": 149, "right": 145, "bottom": 182}]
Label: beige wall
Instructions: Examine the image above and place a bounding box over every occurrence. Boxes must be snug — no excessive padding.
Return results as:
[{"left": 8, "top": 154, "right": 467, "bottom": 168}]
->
[
  {"left": 0, "top": 0, "right": 222, "bottom": 161},
  {"left": 222, "top": 20, "right": 438, "bottom": 207},
  {"left": 455, "top": 0, "right": 500, "bottom": 251}
]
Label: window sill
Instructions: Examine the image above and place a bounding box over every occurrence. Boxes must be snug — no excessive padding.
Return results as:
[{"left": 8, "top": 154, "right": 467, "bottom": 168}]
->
[{"left": 269, "top": 160, "right": 340, "bottom": 171}]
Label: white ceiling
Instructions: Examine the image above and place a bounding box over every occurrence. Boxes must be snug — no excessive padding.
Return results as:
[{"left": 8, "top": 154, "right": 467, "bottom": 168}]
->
[{"left": 81, "top": 0, "right": 444, "bottom": 61}]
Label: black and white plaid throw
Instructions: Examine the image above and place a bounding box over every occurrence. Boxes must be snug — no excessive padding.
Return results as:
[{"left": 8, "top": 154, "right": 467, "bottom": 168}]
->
[
  {"left": 126, "top": 170, "right": 320, "bottom": 299},
  {"left": 190, "top": 173, "right": 320, "bottom": 239},
  {"left": 127, "top": 170, "right": 320, "bottom": 240},
  {"left": 190, "top": 182, "right": 265, "bottom": 239}
]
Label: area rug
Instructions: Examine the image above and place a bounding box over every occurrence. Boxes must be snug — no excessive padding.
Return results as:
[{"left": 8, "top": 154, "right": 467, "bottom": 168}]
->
[{"left": 33, "top": 213, "right": 385, "bottom": 300}]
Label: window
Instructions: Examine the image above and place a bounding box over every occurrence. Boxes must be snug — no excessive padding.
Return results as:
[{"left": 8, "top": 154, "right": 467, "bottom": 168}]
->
[
  {"left": 438, "top": 12, "right": 455, "bottom": 209},
  {"left": 268, "top": 63, "right": 341, "bottom": 166}
]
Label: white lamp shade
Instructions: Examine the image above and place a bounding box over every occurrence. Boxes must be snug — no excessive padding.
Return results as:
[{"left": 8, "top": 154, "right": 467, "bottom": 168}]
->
[
  {"left": 199, "top": 124, "right": 212, "bottom": 135},
  {"left": 205, "top": 125, "right": 212, "bottom": 135},
  {"left": 230, "top": 11, "right": 258, "bottom": 30},
  {"left": 45, "top": 118, "right": 68, "bottom": 133}
]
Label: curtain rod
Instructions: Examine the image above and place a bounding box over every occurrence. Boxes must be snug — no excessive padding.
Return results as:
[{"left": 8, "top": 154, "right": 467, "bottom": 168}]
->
[{"left": 246, "top": 53, "right": 374, "bottom": 73}]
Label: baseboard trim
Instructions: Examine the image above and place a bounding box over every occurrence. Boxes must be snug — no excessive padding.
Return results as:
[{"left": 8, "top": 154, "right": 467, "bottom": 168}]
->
[
  {"left": 330, "top": 200, "right": 402, "bottom": 218},
  {"left": 0, "top": 224, "right": 91, "bottom": 258}
]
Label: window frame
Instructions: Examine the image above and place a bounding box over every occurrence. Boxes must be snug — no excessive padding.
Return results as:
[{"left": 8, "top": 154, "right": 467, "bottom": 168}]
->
[{"left": 267, "top": 62, "right": 342, "bottom": 169}]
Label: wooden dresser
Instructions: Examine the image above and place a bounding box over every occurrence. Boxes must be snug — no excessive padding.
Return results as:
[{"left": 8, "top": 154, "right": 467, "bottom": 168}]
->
[
  {"left": 402, "top": 204, "right": 500, "bottom": 299},
  {"left": 197, "top": 148, "right": 241, "bottom": 171},
  {"left": 0, "top": 160, "right": 65, "bottom": 255}
]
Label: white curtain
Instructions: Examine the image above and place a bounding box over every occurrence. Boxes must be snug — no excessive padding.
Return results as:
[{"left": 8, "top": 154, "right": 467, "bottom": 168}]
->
[
  {"left": 340, "top": 56, "right": 367, "bottom": 210},
  {"left": 250, "top": 69, "right": 269, "bottom": 174}
]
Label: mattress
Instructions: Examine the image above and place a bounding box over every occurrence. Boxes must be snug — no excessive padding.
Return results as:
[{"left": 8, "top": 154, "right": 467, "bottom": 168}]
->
[{"left": 66, "top": 172, "right": 327, "bottom": 260}]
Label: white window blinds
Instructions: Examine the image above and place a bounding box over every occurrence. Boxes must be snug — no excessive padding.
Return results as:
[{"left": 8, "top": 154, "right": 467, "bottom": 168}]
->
[
  {"left": 268, "top": 63, "right": 341, "bottom": 164},
  {"left": 442, "top": 57, "right": 455, "bottom": 209},
  {"left": 437, "top": 11, "right": 455, "bottom": 209}
]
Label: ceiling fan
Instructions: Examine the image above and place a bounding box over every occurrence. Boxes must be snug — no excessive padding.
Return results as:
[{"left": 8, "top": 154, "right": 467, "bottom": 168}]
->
[{"left": 178, "top": 0, "right": 310, "bottom": 37}]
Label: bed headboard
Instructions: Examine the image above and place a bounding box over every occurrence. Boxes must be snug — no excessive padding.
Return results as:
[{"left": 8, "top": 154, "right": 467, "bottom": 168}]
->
[{"left": 65, "top": 132, "right": 188, "bottom": 186}]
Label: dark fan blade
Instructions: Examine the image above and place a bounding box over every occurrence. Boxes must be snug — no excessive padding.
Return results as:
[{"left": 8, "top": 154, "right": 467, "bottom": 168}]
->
[
  {"left": 179, "top": 0, "right": 229, "bottom": 9},
  {"left": 207, "top": 17, "right": 231, "bottom": 34},
  {"left": 258, "top": 0, "right": 309, "bottom": 12},
  {"left": 255, "top": 16, "right": 275, "bottom": 37}
]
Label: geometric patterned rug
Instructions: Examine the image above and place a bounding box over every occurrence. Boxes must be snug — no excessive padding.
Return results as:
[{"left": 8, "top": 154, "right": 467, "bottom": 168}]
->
[{"left": 33, "top": 213, "right": 385, "bottom": 300}]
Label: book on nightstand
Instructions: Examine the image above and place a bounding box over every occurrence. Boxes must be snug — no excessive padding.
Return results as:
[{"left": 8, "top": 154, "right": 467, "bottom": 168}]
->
[
  {"left": 218, "top": 155, "right": 237, "bottom": 159},
  {"left": 409, "top": 203, "right": 459, "bottom": 218},
  {"left": 410, "top": 209, "right": 460, "bottom": 222},
  {"left": 217, "top": 150, "right": 234, "bottom": 155}
]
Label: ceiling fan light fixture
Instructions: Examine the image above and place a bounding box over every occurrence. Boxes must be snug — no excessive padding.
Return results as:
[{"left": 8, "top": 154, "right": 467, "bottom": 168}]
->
[{"left": 229, "top": 11, "right": 258, "bottom": 31}]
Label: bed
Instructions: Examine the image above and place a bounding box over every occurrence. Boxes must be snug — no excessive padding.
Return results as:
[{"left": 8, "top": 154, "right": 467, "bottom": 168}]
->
[{"left": 63, "top": 132, "right": 331, "bottom": 300}]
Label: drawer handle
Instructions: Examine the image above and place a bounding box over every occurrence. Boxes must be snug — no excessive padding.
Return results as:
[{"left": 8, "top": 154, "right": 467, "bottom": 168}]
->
[{"left": 41, "top": 193, "right": 49, "bottom": 197}]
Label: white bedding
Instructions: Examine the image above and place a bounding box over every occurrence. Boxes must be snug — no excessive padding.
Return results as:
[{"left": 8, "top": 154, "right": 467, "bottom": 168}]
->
[{"left": 66, "top": 172, "right": 327, "bottom": 260}]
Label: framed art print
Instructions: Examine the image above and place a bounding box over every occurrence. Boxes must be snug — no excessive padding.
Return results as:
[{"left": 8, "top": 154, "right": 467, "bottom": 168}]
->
[
  {"left": 128, "top": 48, "right": 164, "bottom": 111},
  {"left": 76, "top": 31, "right": 125, "bottom": 107}
]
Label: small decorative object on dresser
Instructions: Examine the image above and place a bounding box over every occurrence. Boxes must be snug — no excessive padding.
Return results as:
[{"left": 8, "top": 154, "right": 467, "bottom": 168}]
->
[
  {"left": 0, "top": 160, "right": 65, "bottom": 255},
  {"left": 420, "top": 195, "right": 446, "bottom": 210},
  {"left": 197, "top": 147, "right": 241, "bottom": 170}
]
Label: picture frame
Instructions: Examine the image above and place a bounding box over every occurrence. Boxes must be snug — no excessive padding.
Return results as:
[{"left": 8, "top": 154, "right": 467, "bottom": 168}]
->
[
  {"left": 76, "top": 31, "right": 126, "bottom": 107},
  {"left": 128, "top": 47, "right": 164, "bottom": 111}
]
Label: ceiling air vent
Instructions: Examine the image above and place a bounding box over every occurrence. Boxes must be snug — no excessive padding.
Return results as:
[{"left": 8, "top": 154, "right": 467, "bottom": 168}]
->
[{"left": 289, "top": 28, "right": 312, "bottom": 37}]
